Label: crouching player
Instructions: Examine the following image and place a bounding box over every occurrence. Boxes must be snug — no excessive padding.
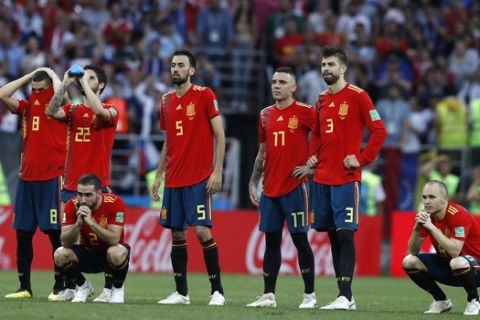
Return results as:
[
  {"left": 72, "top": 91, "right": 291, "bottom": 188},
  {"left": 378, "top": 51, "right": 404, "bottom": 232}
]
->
[{"left": 54, "top": 174, "right": 130, "bottom": 303}]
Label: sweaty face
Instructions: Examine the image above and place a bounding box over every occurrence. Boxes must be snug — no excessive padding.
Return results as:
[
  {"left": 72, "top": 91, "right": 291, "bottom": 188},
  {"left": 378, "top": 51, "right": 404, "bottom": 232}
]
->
[
  {"left": 321, "top": 56, "right": 343, "bottom": 85},
  {"left": 171, "top": 55, "right": 193, "bottom": 85},
  {"left": 421, "top": 183, "right": 447, "bottom": 216},
  {"left": 77, "top": 184, "right": 100, "bottom": 211},
  {"left": 271, "top": 72, "right": 296, "bottom": 102}
]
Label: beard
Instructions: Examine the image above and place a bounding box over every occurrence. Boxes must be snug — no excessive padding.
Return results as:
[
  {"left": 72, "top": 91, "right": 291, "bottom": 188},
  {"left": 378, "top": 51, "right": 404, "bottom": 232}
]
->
[
  {"left": 322, "top": 73, "right": 340, "bottom": 85},
  {"left": 172, "top": 74, "right": 188, "bottom": 85}
]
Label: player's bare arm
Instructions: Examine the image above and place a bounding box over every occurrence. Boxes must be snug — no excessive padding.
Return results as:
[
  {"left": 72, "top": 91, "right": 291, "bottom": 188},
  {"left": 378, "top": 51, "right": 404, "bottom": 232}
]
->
[
  {"left": 78, "top": 72, "right": 111, "bottom": 121},
  {"left": 207, "top": 115, "right": 225, "bottom": 195},
  {"left": 84, "top": 213, "right": 123, "bottom": 246},
  {"left": 0, "top": 71, "right": 37, "bottom": 112},
  {"left": 46, "top": 71, "right": 73, "bottom": 120},
  {"left": 60, "top": 215, "right": 83, "bottom": 248},
  {"left": 249, "top": 143, "right": 266, "bottom": 207},
  {"left": 407, "top": 220, "right": 425, "bottom": 255},
  {"left": 151, "top": 140, "right": 168, "bottom": 202}
]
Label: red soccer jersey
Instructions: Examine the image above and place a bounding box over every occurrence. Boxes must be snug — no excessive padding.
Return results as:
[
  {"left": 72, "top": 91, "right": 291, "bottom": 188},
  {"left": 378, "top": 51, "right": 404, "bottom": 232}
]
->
[
  {"left": 259, "top": 101, "right": 315, "bottom": 197},
  {"left": 419, "top": 202, "right": 480, "bottom": 259},
  {"left": 63, "top": 193, "right": 128, "bottom": 252},
  {"left": 312, "top": 83, "right": 387, "bottom": 185},
  {"left": 160, "top": 85, "right": 220, "bottom": 187},
  {"left": 62, "top": 103, "right": 118, "bottom": 190},
  {"left": 15, "top": 85, "right": 67, "bottom": 181}
]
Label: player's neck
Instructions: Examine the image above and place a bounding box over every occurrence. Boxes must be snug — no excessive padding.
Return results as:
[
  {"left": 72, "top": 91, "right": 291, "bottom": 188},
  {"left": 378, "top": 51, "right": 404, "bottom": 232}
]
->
[
  {"left": 327, "top": 78, "right": 347, "bottom": 94},
  {"left": 275, "top": 97, "right": 294, "bottom": 109},
  {"left": 175, "top": 81, "right": 192, "bottom": 97}
]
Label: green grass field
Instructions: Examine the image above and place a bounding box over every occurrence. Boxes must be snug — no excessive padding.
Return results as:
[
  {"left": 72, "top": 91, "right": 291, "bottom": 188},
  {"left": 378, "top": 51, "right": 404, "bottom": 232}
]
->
[{"left": 0, "top": 271, "right": 471, "bottom": 319}]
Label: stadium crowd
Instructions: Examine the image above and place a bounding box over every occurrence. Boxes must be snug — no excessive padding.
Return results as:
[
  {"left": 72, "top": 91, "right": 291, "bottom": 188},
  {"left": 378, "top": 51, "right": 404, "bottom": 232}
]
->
[{"left": 0, "top": 0, "right": 480, "bottom": 214}]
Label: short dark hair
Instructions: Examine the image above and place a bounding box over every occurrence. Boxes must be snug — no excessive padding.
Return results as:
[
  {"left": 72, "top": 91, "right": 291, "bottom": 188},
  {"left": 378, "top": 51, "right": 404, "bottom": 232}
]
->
[
  {"left": 172, "top": 49, "right": 196, "bottom": 68},
  {"left": 84, "top": 65, "right": 107, "bottom": 94},
  {"left": 31, "top": 71, "right": 52, "bottom": 84},
  {"left": 78, "top": 173, "right": 102, "bottom": 191},
  {"left": 322, "top": 46, "right": 348, "bottom": 65},
  {"left": 274, "top": 66, "right": 296, "bottom": 78}
]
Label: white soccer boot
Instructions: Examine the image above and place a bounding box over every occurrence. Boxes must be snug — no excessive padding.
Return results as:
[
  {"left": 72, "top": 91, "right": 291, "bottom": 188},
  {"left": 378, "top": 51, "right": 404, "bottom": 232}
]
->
[{"left": 246, "top": 293, "right": 277, "bottom": 308}]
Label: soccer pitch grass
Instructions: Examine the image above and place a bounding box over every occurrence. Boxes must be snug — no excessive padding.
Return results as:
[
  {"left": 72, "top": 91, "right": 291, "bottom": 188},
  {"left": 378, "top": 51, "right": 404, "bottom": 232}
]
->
[{"left": 0, "top": 271, "right": 469, "bottom": 320}]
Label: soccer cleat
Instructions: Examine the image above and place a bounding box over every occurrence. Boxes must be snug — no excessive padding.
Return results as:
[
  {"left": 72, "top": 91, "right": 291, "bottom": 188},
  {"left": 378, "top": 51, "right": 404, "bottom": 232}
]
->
[
  {"left": 71, "top": 281, "right": 94, "bottom": 303},
  {"left": 320, "top": 296, "right": 356, "bottom": 310},
  {"left": 109, "top": 286, "right": 124, "bottom": 304},
  {"left": 5, "top": 288, "right": 32, "bottom": 299},
  {"left": 464, "top": 299, "right": 480, "bottom": 315},
  {"left": 93, "top": 288, "right": 112, "bottom": 303},
  {"left": 299, "top": 292, "right": 317, "bottom": 309},
  {"left": 52, "top": 289, "right": 76, "bottom": 302},
  {"left": 208, "top": 291, "right": 226, "bottom": 306},
  {"left": 157, "top": 291, "right": 190, "bottom": 305},
  {"left": 424, "top": 298, "right": 453, "bottom": 314},
  {"left": 246, "top": 293, "right": 277, "bottom": 308}
]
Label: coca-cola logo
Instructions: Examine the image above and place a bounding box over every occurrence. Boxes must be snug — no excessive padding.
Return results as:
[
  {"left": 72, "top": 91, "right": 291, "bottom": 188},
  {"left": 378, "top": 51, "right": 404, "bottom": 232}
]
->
[
  {"left": 246, "top": 224, "right": 335, "bottom": 276},
  {"left": 0, "top": 206, "right": 12, "bottom": 225},
  {"left": 0, "top": 206, "right": 12, "bottom": 268},
  {"left": 124, "top": 210, "right": 172, "bottom": 272}
]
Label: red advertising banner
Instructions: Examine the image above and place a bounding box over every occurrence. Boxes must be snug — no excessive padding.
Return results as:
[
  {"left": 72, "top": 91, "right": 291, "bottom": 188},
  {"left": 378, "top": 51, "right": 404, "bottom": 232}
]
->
[{"left": 0, "top": 206, "right": 382, "bottom": 275}]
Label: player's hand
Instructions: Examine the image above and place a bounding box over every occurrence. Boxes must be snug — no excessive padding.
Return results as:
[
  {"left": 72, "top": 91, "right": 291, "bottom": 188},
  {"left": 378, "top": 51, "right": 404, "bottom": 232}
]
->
[
  {"left": 306, "top": 155, "right": 318, "bottom": 169},
  {"left": 207, "top": 170, "right": 222, "bottom": 195},
  {"left": 292, "top": 165, "right": 314, "bottom": 179},
  {"left": 150, "top": 181, "right": 161, "bottom": 202},
  {"left": 77, "top": 205, "right": 93, "bottom": 225},
  {"left": 249, "top": 183, "right": 260, "bottom": 207},
  {"left": 415, "top": 210, "right": 432, "bottom": 228},
  {"left": 62, "top": 70, "right": 76, "bottom": 86},
  {"left": 343, "top": 154, "right": 360, "bottom": 169}
]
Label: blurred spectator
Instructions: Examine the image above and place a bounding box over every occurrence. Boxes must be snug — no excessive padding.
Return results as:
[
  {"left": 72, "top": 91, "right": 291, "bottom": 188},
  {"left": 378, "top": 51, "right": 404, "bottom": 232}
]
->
[
  {"left": 359, "top": 162, "right": 385, "bottom": 216},
  {"left": 0, "top": 28, "right": 25, "bottom": 78},
  {"left": 103, "top": 1, "right": 133, "bottom": 50},
  {"left": 142, "top": 39, "right": 165, "bottom": 81},
  {"left": 161, "top": 0, "right": 189, "bottom": 43},
  {"left": 232, "top": 0, "right": 257, "bottom": 110},
  {"left": 264, "top": 0, "right": 304, "bottom": 66},
  {"left": 306, "top": 0, "right": 331, "bottom": 33},
  {"left": 403, "top": 96, "right": 434, "bottom": 154},
  {"left": 349, "top": 23, "right": 376, "bottom": 78},
  {"left": 414, "top": 4, "right": 446, "bottom": 54},
  {"left": 79, "top": 0, "right": 110, "bottom": 31},
  {"left": 420, "top": 154, "right": 460, "bottom": 201},
  {"left": 314, "top": 13, "right": 346, "bottom": 48},
  {"left": 436, "top": 94, "right": 468, "bottom": 149},
  {"left": 273, "top": 17, "right": 304, "bottom": 68},
  {"left": 44, "top": 9, "right": 75, "bottom": 64},
  {"left": 20, "top": 34, "right": 45, "bottom": 74},
  {"left": 458, "top": 67, "right": 480, "bottom": 106},
  {"left": 156, "top": 19, "right": 184, "bottom": 60},
  {"left": 336, "top": 0, "right": 371, "bottom": 42},
  {"left": 448, "top": 40, "right": 479, "bottom": 86},
  {"left": 194, "top": 51, "right": 221, "bottom": 91},
  {"left": 16, "top": 0, "right": 43, "bottom": 41},
  {"left": 196, "top": 0, "right": 235, "bottom": 55},
  {"left": 297, "top": 54, "right": 327, "bottom": 106},
  {"left": 466, "top": 166, "right": 480, "bottom": 214},
  {"left": 104, "top": 79, "right": 131, "bottom": 134}
]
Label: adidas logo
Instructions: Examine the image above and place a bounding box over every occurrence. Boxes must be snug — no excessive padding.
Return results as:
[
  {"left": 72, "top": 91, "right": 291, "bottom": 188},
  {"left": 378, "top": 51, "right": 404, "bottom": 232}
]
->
[
  {"left": 276, "top": 116, "right": 284, "bottom": 121},
  {"left": 176, "top": 104, "right": 182, "bottom": 110},
  {"left": 33, "top": 99, "right": 40, "bottom": 105},
  {"left": 328, "top": 102, "right": 335, "bottom": 108},
  {"left": 83, "top": 113, "right": 89, "bottom": 118}
]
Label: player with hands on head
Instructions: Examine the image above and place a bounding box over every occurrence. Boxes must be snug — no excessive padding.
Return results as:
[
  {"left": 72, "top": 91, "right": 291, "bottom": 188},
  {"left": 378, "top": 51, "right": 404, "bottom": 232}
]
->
[
  {"left": 0, "top": 67, "right": 68, "bottom": 300},
  {"left": 403, "top": 180, "right": 480, "bottom": 315}
]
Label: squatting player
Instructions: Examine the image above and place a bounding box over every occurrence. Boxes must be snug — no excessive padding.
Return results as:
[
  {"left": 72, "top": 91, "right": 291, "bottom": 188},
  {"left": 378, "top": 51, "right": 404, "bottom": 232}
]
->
[
  {"left": 150, "top": 50, "right": 226, "bottom": 306},
  {"left": 307, "top": 46, "right": 387, "bottom": 310},
  {"left": 247, "top": 67, "right": 316, "bottom": 309},
  {"left": 46, "top": 65, "right": 118, "bottom": 302},
  {"left": 54, "top": 174, "right": 130, "bottom": 303},
  {"left": 0, "top": 68, "right": 67, "bottom": 300}
]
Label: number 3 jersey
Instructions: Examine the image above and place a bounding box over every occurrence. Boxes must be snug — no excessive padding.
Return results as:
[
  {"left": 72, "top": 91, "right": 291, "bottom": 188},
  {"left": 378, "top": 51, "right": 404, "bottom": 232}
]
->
[
  {"left": 16, "top": 85, "right": 67, "bottom": 181},
  {"left": 160, "top": 85, "right": 220, "bottom": 188},
  {"left": 63, "top": 193, "right": 129, "bottom": 252},
  {"left": 61, "top": 103, "right": 118, "bottom": 190},
  {"left": 259, "top": 101, "right": 315, "bottom": 197}
]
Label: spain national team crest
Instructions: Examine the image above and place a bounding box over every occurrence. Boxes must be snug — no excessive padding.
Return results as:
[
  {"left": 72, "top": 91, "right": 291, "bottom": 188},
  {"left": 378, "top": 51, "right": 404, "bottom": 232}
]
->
[
  {"left": 339, "top": 102, "right": 349, "bottom": 119},
  {"left": 186, "top": 102, "right": 196, "bottom": 119},
  {"left": 288, "top": 116, "right": 298, "bottom": 132}
]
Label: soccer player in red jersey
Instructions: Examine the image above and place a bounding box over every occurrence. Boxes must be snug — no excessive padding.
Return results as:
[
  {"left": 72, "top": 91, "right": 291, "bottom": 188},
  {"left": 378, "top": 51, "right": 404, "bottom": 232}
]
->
[
  {"left": 403, "top": 181, "right": 480, "bottom": 315},
  {"left": 306, "top": 47, "right": 387, "bottom": 310},
  {"left": 246, "top": 67, "right": 316, "bottom": 309},
  {"left": 150, "top": 50, "right": 226, "bottom": 306},
  {"left": 46, "top": 65, "right": 118, "bottom": 302},
  {"left": 0, "top": 67, "right": 67, "bottom": 300},
  {"left": 54, "top": 174, "right": 130, "bottom": 304}
]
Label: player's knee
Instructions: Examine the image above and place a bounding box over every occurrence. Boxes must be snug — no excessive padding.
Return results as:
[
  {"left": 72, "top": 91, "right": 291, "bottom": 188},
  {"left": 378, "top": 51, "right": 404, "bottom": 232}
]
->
[
  {"left": 107, "top": 245, "right": 128, "bottom": 266},
  {"left": 195, "top": 226, "right": 212, "bottom": 243},
  {"left": 402, "top": 254, "right": 420, "bottom": 269},
  {"left": 53, "top": 246, "right": 70, "bottom": 265},
  {"left": 291, "top": 232, "right": 310, "bottom": 250},
  {"left": 450, "top": 256, "right": 470, "bottom": 270},
  {"left": 171, "top": 229, "right": 187, "bottom": 242}
]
